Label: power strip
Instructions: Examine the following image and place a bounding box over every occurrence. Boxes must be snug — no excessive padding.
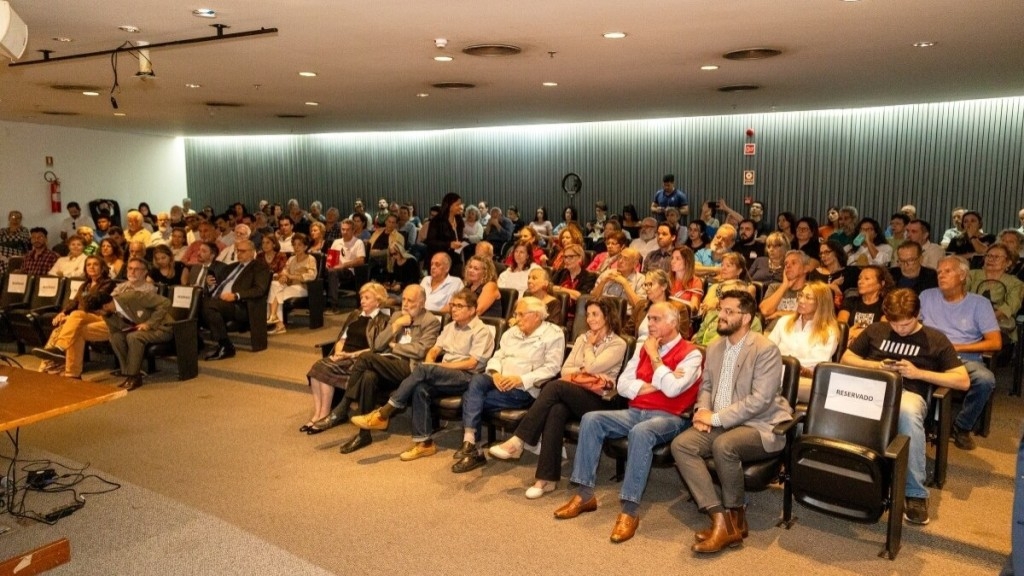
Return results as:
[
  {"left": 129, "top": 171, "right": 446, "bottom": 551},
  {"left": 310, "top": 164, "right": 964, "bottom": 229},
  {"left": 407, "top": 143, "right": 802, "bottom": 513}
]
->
[{"left": 44, "top": 502, "right": 84, "bottom": 522}]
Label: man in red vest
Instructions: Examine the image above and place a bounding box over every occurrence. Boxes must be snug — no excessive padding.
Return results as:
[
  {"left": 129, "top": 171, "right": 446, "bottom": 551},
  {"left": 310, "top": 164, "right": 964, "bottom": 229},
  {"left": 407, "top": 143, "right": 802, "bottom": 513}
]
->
[
  {"left": 671, "top": 289, "right": 792, "bottom": 553},
  {"left": 553, "top": 301, "right": 703, "bottom": 544}
]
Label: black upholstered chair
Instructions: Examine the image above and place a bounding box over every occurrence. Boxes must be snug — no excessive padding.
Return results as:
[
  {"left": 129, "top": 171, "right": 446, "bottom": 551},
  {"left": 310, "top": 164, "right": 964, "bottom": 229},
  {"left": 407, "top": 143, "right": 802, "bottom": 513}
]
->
[
  {"left": 0, "top": 272, "right": 35, "bottom": 342},
  {"left": 7, "top": 276, "right": 67, "bottom": 354},
  {"left": 497, "top": 287, "right": 518, "bottom": 319},
  {"left": 282, "top": 252, "right": 326, "bottom": 329},
  {"left": 144, "top": 286, "right": 202, "bottom": 380},
  {"left": 780, "top": 362, "right": 907, "bottom": 560},
  {"left": 431, "top": 316, "right": 507, "bottom": 432}
]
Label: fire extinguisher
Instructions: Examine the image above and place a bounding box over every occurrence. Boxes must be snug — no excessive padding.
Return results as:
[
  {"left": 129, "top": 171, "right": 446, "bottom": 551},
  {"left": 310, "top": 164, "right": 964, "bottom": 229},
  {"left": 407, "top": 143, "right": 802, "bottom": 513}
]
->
[{"left": 44, "top": 171, "right": 61, "bottom": 213}]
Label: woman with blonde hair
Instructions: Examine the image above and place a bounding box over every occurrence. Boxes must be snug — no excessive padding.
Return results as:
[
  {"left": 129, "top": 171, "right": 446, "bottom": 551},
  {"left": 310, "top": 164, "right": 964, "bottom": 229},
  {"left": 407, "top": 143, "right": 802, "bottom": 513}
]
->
[
  {"left": 464, "top": 255, "right": 503, "bottom": 317},
  {"left": 768, "top": 281, "right": 840, "bottom": 402}
]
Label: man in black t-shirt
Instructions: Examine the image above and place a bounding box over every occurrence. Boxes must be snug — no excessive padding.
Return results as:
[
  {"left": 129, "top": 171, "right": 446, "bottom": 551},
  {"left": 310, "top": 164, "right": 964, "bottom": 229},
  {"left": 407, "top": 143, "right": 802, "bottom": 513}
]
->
[{"left": 841, "top": 288, "right": 968, "bottom": 526}]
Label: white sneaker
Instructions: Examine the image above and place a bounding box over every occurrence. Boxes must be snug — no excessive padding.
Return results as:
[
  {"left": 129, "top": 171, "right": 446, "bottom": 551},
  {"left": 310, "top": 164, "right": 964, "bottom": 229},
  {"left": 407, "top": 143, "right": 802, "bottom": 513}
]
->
[{"left": 524, "top": 482, "right": 556, "bottom": 499}]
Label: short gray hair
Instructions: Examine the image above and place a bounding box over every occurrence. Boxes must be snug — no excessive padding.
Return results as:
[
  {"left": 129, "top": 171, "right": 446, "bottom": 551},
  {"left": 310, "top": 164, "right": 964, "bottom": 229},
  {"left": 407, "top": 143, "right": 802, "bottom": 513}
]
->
[{"left": 518, "top": 296, "right": 549, "bottom": 320}]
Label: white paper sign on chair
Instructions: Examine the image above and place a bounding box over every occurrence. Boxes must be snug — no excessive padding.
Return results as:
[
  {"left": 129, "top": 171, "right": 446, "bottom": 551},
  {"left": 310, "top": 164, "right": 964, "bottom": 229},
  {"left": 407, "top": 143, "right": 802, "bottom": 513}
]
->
[
  {"left": 823, "top": 372, "right": 886, "bottom": 421},
  {"left": 172, "top": 286, "right": 193, "bottom": 309},
  {"left": 38, "top": 277, "right": 59, "bottom": 298}
]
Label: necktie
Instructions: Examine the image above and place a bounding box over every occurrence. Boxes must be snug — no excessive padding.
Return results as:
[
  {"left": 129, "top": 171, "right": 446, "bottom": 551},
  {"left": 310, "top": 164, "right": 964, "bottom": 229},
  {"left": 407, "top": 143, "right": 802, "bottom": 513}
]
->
[
  {"left": 213, "top": 263, "right": 244, "bottom": 297},
  {"left": 194, "top": 264, "right": 208, "bottom": 287}
]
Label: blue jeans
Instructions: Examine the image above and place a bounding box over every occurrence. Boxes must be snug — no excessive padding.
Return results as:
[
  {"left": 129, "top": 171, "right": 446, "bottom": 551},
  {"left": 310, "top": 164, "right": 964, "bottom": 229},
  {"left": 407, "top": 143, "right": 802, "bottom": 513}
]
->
[
  {"left": 388, "top": 365, "right": 474, "bottom": 442},
  {"left": 899, "top": 390, "right": 929, "bottom": 499},
  {"left": 569, "top": 407, "right": 689, "bottom": 505},
  {"left": 462, "top": 373, "right": 534, "bottom": 440},
  {"left": 957, "top": 360, "right": 995, "bottom": 432}
]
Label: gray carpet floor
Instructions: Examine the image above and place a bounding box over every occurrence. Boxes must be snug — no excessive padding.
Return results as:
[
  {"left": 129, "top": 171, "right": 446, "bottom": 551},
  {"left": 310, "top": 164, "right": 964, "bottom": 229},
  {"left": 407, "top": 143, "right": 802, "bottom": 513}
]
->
[{"left": 0, "top": 318, "right": 1016, "bottom": 575}]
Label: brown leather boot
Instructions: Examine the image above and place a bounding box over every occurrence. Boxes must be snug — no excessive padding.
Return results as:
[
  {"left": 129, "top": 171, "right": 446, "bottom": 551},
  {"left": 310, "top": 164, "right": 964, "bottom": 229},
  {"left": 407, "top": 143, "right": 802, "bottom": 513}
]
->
[
  {"left": 691, "top": 511, "right": 742, "bottom": 553},
  {"left": 695, "top": 505, "right": 748, "bottom": 542}
]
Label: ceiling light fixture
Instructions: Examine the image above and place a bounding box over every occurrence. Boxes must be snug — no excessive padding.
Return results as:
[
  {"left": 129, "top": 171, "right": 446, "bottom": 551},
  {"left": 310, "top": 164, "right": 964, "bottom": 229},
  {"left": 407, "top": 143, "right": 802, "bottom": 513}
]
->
[
  {"left": 416, "top": 93, "right": 429, "bottom": 98},
  {"left": 434, "top": 55, "right": 453, "bottom": 62},
  {"left": 542, "top": 82, "right": 558, "bottom": 87},
  {"left": 603, "top": 32, "right": 627, "bottom": 39},
  {"left": 192, "top": 9, "right": 217, "bottom": 18},
  {"left": 52, "top": 37, "right": 73, "bottom": 43},
  {"left": 304, "top": 101, "right": 319, "bottom": 106},
  {"left": 700, "top": 65, "right": 719, "bottom": 71},
  {"left": 912, "top": 41, "right": 936, "bottom": 48},
  {"left": 82, "top": 91, "right": 99, "bottom": 96},
  {"left": 113, "top": 112, "right": 126, "bottom": 116},
  {"left": 298, "top": 71, "right": 317, "bottom": 77},
  {"left": 118, "top": 25, "right": 140, "bottom": 33},
  {"left": 185, "top": 83, "right": 201, "bottom": 88}
]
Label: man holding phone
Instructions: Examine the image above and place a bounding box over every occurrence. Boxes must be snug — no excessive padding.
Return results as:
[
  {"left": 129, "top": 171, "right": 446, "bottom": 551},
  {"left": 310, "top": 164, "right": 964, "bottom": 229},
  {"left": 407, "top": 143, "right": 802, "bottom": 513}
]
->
[{"left": 841, "top": 288, "right": 969, "bottom": 526}]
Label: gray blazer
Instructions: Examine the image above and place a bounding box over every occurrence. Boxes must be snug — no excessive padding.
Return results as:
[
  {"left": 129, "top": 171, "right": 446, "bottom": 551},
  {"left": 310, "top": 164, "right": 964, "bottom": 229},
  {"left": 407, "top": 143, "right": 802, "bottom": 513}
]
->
[
  {"left": 699, "top": 331, "right": 792, "bottom": 452},
  {"left": 372, "top": 309, "right": 441, "bottom": 371}
]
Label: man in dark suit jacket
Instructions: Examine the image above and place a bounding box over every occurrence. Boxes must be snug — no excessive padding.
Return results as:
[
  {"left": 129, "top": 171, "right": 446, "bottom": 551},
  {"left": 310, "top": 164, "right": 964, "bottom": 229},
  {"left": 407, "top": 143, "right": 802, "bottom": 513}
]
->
[
  {"left": 201, "top": 239, "right": 272, "bottom": 360},
  {"left": 94, "top": 290, "right": 174, "bottom": 390},
  {"left": 188, "top": 242, "right": 228, "bottom": 295},
  {"left": 671, "top": 289, "right": 792, "bottom": 554}
]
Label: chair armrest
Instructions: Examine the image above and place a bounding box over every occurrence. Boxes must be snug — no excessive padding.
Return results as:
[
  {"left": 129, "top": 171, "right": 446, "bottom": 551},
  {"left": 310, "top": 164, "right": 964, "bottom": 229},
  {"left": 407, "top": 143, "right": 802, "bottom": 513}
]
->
[
  {"left": 317, "top": 341, "right": 335, "bottom": 358},
  {"left": 883, "top": 434, "right": 909, "bottom": 461},
  {"left": 773, "top": 413, "right": 804, "bottom": 436},
  {"left": 29, "top": 304, "right": 60, "bottom": 315}
]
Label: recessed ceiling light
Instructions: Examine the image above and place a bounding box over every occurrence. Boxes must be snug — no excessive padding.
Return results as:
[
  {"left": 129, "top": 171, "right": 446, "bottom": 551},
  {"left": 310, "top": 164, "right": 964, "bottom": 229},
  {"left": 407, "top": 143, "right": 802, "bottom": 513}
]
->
[
  {"left": 185, "top": 83, "right": 202, "bottom": 89},
  {"left": 700, "top": 65, "right": 719, "bottom": 71},
  {"left": 913, "top": 41, "right": 936, "bottom": 48},
  {"left": 304, "top": 101, "right": 319, "bottom": 106},
  {"left": 603, "top": 32, "right": 627, "bottom": 39},
  {"left": 118, "top": 25, "right": 140, "bottom": 33},
  {"left": 113, "top": 112, "right": 126, "bottom": 117},
  {"left": 434, "top": 56, "right": 453, "bottom": 62},
  {"left": 542, "top": 82, "right": 558, "bottom": 87},
  {"left": 192, "top": 8, "right": 217, "bottom": 18},
  {"left": 416, "top": 93, "right": 429, "bottom": 98},
  {"left": 82, "top": 91, "right": 99, "bottom": 96},
  {"left": 298, "top": 71, "right": 317, "bottom": 77},
  {"left": 52, "top": 37, "right": 73, "bottom": 43}
]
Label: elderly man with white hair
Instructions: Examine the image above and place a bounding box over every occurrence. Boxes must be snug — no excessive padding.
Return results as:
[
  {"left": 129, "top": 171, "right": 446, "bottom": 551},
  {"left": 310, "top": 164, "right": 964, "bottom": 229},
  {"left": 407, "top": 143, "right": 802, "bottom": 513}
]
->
[{"left": 216, "top": 224, "right": 253, "bottom": 264}]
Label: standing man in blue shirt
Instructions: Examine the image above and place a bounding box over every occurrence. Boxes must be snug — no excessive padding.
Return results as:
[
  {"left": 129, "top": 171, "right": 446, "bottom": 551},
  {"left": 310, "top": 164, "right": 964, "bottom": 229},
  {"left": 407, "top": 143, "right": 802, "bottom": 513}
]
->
[{"left": 651, "top": 174, "right": 688, "bottom": 223}]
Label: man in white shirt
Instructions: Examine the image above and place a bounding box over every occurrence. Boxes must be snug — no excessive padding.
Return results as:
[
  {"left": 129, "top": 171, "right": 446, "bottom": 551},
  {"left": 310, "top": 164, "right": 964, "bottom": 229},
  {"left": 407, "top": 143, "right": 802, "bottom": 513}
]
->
[
  {"left": 906, "top": 219, "right": 945, "bottom": 270},
  {"left": 216, "top": 225, "right": 253, "bottom": 264},
  {"left": 59, "top": 202, "right": 83, "bottom": 242},
  {"left": 147, "top": 212, "right": 173, "bottom": 247},
  {"left": 276, "top": 216, "right": 295, "bottom": 254},
  {"left": 326, "top": 219, "right": 367, "bottom": 313},
  {"left": 629, "top": 217, "right": 659, "bottom": 260},
  {"left": 420, "top": 253, "right": 464, "bottom": 313}
]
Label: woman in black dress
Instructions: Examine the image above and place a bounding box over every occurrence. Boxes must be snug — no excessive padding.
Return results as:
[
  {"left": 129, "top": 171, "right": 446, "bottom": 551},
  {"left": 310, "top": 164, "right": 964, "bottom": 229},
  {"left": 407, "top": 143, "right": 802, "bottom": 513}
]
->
[{"left": 425, "top": 193, "right": 466, "bottom": 278}]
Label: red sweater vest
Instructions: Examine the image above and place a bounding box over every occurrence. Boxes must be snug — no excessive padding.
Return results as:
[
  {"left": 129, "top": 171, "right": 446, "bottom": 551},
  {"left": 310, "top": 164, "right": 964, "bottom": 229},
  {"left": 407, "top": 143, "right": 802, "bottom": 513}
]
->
[{"left": 630, "top": 338, "right": 702, "bottom": 415}]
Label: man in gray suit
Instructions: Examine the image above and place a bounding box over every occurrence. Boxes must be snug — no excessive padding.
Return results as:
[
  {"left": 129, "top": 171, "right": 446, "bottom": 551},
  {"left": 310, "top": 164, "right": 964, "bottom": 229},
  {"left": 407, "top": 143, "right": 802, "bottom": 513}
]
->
[
  {"left": 93, "top": 290, "right": 174, "bottom": 391},
  {"left": 671, "top": 289, "right": 792, "bottom": 554}
]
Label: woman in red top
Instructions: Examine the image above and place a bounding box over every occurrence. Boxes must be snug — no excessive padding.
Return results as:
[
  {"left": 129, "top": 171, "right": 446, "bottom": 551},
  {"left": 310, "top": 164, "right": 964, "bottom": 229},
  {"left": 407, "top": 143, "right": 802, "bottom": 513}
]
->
[{"left": 669, "top": 246, "right": 703, "bottom": 314}]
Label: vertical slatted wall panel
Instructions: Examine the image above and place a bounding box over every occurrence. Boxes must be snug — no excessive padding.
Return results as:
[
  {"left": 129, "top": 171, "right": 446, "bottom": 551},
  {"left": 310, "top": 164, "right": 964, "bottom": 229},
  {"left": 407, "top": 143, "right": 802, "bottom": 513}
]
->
[{"left": 185, "top": 98, "right": 1024, "bottom": 230}]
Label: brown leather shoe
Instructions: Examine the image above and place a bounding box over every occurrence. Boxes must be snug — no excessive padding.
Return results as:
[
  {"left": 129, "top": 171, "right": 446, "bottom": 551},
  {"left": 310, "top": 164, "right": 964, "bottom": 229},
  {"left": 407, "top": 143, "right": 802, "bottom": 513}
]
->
[
  {"left": 691, "top": 511, "right": 742, "bottom": 553},
  {"left": 123, "top": 375, "right": 144, "bottom": 391},
  {"left": 609, "top": 513, "right": 639, "bottom": 543},
  {"left": 553, "top": 495, "right": 598, "bottom": 519},
  {"left": 696, "top": 506, "right": 747, "bottom": 542}
]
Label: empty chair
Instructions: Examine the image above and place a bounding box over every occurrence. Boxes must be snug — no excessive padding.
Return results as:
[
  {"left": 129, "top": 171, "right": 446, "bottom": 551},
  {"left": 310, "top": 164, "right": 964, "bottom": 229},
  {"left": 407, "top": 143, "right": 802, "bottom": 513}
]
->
[
  {"left": 7, "top": 276, "right": 67, "bottom": 354},
  {"left": 143, "top": 286, "right": 203, "bottom": 380},
  {"left": 780, "top": 362, "right": 907, "bottom": 560}
]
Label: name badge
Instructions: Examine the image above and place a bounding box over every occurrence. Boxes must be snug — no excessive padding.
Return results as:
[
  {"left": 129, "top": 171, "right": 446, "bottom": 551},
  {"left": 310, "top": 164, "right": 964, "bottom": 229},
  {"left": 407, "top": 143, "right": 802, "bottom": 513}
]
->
[{"left": 398, "top": 328, "right": 412, "bottom": 345}]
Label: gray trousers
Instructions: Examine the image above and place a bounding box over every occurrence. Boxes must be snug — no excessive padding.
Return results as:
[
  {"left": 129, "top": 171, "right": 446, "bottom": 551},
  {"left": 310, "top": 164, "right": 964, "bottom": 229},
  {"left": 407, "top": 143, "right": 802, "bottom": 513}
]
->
[
  {"left": 109, "top": 327, "right": 173, "bottom": 376},
  {"left": 671, "top": 425, "right": 776, "bottom": 510}
]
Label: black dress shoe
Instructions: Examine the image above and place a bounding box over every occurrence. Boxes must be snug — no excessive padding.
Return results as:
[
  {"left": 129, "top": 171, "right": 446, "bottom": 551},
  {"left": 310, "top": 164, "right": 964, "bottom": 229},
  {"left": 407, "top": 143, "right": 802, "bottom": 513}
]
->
[
  {"left": 32, "top": 346, "right": 66, "bottom": 361},
  {"left": 453, "top": 441, "right": 477, "bottom": 460},
  {"left": 307, "top": 412, "right": 341, "bottom": 435},
  {"left": 339, "top": 432, "right": 372, "bottom": 454},
  {"left": 452, "top": 452, "right": 487, "bottom": 474},
  {"left": 123, "top": 375, "right": 144, "bottom": 391},
  {"left": 299, "top": 423, "right": 314, "bottom": 433},
  {"left": 204, "top": 346, "right": 236, "bottom": 361}
]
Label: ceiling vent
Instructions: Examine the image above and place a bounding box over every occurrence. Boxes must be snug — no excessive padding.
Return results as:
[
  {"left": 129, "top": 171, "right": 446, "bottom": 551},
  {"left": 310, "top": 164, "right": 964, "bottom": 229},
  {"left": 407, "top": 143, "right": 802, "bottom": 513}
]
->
[
  {"left": 276, "top": 114, "right": 306, "bottom": 119},
  {"left": 462, "top": 44, "right": 522, "bottom": 57},
  {"left": 41, "top": 111, "right": 79, "bottom": 115},
  {"left": 723, "top": 48, "right": 782, "bottom": 61},
  {"left": 204, "top": 101, "right": 243, "bottom": 107},
  {"left": 431, "top": 82, "right": 476, "bottom": 90},
  {"left": 49, "top": 84, "right": 102, "bottom": 92},
  {"left": 718, "top": 84, "right": 760, "bottom": 93}
]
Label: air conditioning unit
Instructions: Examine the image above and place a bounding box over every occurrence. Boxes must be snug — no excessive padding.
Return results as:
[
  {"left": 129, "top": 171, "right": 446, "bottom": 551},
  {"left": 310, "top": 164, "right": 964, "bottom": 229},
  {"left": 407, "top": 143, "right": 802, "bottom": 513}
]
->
[{"left": 0, "top": 1, "right": 28, "bottom": 61}]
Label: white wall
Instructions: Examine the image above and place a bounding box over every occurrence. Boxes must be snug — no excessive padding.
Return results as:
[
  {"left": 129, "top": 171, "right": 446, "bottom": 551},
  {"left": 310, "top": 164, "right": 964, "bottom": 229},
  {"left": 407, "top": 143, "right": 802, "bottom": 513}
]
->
[{"left": 0, "top": 121, "right": 186, "bottom": 239}]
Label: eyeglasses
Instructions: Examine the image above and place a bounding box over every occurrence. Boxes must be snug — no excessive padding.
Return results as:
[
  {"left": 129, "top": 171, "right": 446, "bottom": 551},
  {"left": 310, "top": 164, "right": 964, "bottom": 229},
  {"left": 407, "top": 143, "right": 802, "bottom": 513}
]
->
[
  {"left": 449, "top": 303, "right": 469, "bottom": 310},
  {"left": 897, "top": 258, "right": 919, "bottom": 265},
  {"left": 985, "top": 254, "right": 1006, "bottom": 260},
  {"left": 563, "top": 254, "right": 581, "bottom": 259}
]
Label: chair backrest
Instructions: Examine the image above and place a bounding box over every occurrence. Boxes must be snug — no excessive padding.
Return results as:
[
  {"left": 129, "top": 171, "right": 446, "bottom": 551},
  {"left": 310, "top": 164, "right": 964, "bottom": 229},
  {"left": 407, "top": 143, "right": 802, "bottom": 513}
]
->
[
  {"left": 479, "top": 316, "right": 507, "bottom": 350},
  {"left": 780, "top": 356, "right": 800, "bottom": 411},
  {"left": 497, "top": 287, "right": 518, "bottom": 318},
  {"left": 62, "top": 279, "right": 86, "bottom": 309},
  {"left": 310, "top": 251, "right": 326, "bottom": 281},
  {"left": 1, "top": 273, "right": 33, "bottom": 307},
  {"left": 28, "top": 276, "right": 66, "bottom": 309},
  {"left": 804, "top": 362, "right": 902, "bottom": 453},
  {"left": 832, "top": 322, "right": 849, "bottom": 363},
  {"left": 168, "top": 286, "right": 202, "bottom": 322}
]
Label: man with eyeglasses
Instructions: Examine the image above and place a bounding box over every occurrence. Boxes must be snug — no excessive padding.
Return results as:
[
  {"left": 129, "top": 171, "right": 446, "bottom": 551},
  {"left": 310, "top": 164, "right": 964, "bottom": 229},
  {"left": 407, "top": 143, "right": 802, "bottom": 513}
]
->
[
  {"left": 201, "top": 240, "right": 272, "bottom": 361},
  {"left": 351, "top": 289, "right": 494, "bottom": 461},
  {"left": 94, "top": 288, "right": 174, "bottom": 391},
  {"left": 889, "top": 241, "right": 937, "bottom": 294},
  {"left": 452, "top": 296, "right": 564, "bottom": 473},
  {"left": 906, "top": 219, "right": 944, "bottom": 270}
]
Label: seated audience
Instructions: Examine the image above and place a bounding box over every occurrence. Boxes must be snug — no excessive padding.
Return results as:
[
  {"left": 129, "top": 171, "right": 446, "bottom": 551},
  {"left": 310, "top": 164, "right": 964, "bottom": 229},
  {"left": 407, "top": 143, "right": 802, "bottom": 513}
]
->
[
  {"left": 672, "top": 289, "right": 792, "bottom": 552},
  {"left": 735, "top": 218, "right": 764, "bottom": 263},
  {"left": 113, "top": 257, "right": 157, "bottom": 296},
  {"left": 551, "top": 244, "right": 597, "bottom": 327},
  {"left": 420, "top": 253, "right": 465, "bottom": 314},
  {"left": 553, "top": 302, "right": 700, "bottom": 543},
  {"left": 267, "top": 234, "right": 318, "bottom": 335},
  {"left": 216, "top": 225, "right": 253, "bottom": 264},
  {"left": 22, "top": 228, "right": 59, "bottom": 276},
  {"left": 513, "top": 268, "right": 562, "bottom": 326},
  {"left": 147, "top": 244, "right": 186, "bottom": 287},
  {"left": 304, "top": 282, "right": 391, "bottom": 434},
  {"left": 463, "top": 255, "right": 503, "bottom": 318},
  {"left": 632, "top": 269, "right": 682, "bottom": 340},
  {"left": 489, "top": 297, "right": 628, "bottom": 497},
  {"left": 629, "top": 218, "right": 659, "bottom": 260},
  {"left": 694, "top": 224, "right": 737, "bottom": 277},
  {"left": 967, "top": 243, "right": 1023, "bottom": 344},
  {"left": 590, "top": 248, "right": 646, "bottom": 315},
  {"left": 325, "top": 218, "right": 368, "bottom": 313},
  {"left": 549, "top": 224, "right": 585, "bottom": 272},
  {"left": 200, "top": 240, "right": 272, "bottom": 361},
  {"left": 641, "top": 223, "right": 676, "bottom": 274},
  {"left": 669, "top": 246, "right": 703, "bottom": 314},
  {"left": 906, "top": 219, "right": 944, "bottom": 270},
  {"left": 767, "top": 281, "right": 840, "bottom": 402},
  {"left": 759, "top": 250, "right": 811, "bottom": 329},
  {"left": 947, "top": 211, "right": 993, "bottom": 265},
  {"left": 96, "top": 290, "right": 173, "bottom": 391},
  {"left": 920, "top": 256, "right": 1001, "bottom": 451},
  {"left": 48, "top": 234, "right": 87, "bottom": 278},
  {"left": 748, "top": 232, "right": 788, "bottom": 284},
  {"left": 452, "top": 297, "right": 565, "bottom": 473},
  {"left": 587, "top": 230, "right": 628, "bottom": 274},
  {"left": 848, "top": 217, "right": 892, "bottom": 267},
  {"left": 683, "top": 220, "right": 710, "bottom": 252},
  {"left": 889, "top": 240, "right": 938, "bottom": 294},
  {"left": 841, "top": 288, "right": 969, "bottom": 525},
  {"left": 259, "top": 233, "right": 288, "bottom": 275},
  {"left": 498, "top": 241, "right": 541, "bottom": 297},
  {"left": 837, "top": 265, "right": 893, "bottom": 342},
  {"left": 810, "top": 239, "right": 857, "bottom": 307},
  {"left": 791, "top": 217, "right": 821, "bottom": 261},
  {"left": 350, "top": 289, "right": 495, "bottom": 460},
  {"left": 99, "top": 238, "right": 125, "bottom": 280}
]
